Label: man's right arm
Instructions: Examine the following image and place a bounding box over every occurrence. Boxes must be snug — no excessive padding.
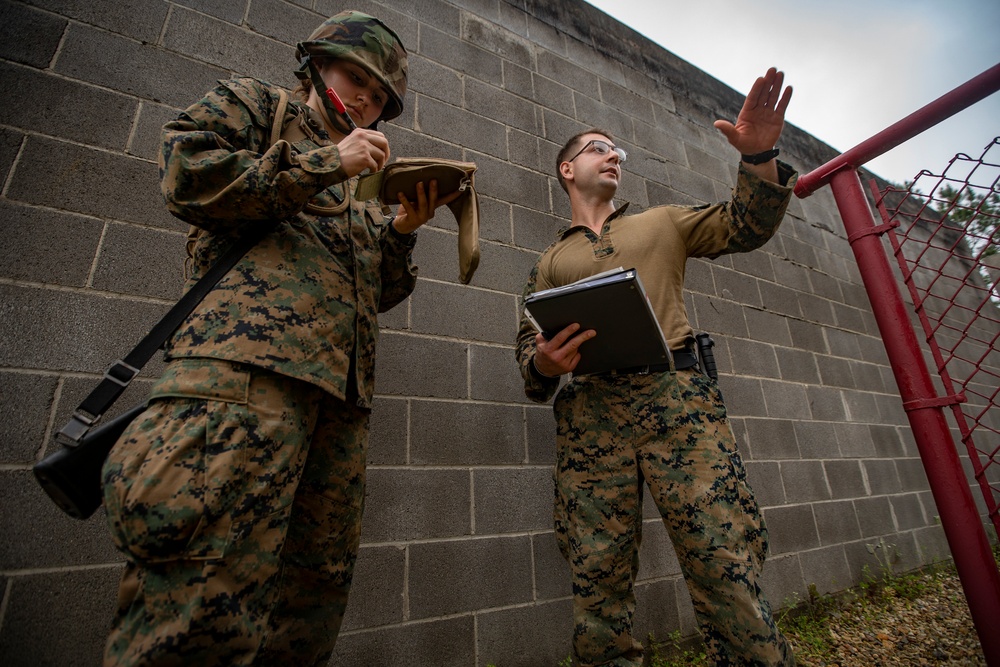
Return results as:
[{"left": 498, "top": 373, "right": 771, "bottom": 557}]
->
[{"left": 516, "top": 262, "right": 562, "bottom": 403}]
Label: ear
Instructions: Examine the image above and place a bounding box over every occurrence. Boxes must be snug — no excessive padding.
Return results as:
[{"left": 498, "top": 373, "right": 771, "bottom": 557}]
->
[{"left": 559, "top": 160, "right": 574, "bottom": 185}]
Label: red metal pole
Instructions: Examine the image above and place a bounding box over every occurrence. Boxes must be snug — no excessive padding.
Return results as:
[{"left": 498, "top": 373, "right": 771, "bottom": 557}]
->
[
  {"left": 830, "top": 166, "right": 1000, "bottom": 664},
  {"left": 796, "top": 63, "right": 1000, "bottom": 198}
]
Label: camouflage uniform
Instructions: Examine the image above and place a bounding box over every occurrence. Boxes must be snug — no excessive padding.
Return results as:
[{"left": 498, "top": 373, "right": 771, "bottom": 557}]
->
[
  {"left": 516, "top": 164, "right": 798, "bottom": 666},
  {"left": 102, "top": 12, "right": 412, "bottom": 666}
]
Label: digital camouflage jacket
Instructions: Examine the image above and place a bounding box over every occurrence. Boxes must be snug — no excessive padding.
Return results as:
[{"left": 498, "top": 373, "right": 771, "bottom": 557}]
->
[
  {"left": 516, "top": 161, "right": 798, "bottom": 403},
  {"left": 160, "top": 77, "right": 417, "bottom": 408}
]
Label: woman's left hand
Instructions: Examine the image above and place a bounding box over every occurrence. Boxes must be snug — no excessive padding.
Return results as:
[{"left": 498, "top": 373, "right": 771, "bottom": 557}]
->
[{"left": 392, "top": 180, "right": 463, "bottom": 235}]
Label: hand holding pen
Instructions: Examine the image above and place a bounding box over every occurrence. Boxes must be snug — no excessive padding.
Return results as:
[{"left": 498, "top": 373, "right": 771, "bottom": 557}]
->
[{"left": 325, "top": 86, "right": 358, "bottom": 132}]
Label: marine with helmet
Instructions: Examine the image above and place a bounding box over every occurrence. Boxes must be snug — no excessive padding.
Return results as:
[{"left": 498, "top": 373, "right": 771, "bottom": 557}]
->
[{"left": 100, "top": 10, "right": 456, "bottom": 666}]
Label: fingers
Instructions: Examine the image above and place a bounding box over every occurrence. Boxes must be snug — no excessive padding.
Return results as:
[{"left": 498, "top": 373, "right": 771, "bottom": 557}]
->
[{"left": 535, "top": 323, "right": 596, "bottom": 375}]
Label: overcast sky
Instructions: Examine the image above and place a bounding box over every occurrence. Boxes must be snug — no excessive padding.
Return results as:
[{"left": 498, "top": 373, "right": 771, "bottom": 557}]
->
[{"left": 583, "top": 0, "right": 1000, "bottom": 187}]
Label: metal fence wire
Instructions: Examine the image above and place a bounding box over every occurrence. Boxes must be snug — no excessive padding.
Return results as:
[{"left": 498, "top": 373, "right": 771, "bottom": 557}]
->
[{"left": 871, "top": 137, "right": 1000, "bottom": 537}]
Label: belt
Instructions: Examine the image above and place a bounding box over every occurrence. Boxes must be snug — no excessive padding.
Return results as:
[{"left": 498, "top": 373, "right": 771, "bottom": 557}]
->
[{"left": 591, "top": 349, "right": 699, "bottom": 377}]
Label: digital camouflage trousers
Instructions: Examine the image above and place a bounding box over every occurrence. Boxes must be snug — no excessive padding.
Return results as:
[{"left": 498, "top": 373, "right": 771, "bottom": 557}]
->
[
  {"left": 101, "top": 358, "right": 370, "bottom": 666},
  {"left": 552, "top": 368, "right": 795, "bottom": 667}
]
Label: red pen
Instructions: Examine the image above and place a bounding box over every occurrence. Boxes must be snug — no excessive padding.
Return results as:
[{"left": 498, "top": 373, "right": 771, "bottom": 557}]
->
[{"left": 325, "top": 87, "right": 358, "bottom": 131}]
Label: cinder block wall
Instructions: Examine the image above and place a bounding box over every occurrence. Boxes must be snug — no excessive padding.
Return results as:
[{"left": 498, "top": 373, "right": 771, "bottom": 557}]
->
[{"left": 0, "top": 0, "right": 979, "bottom": 665}]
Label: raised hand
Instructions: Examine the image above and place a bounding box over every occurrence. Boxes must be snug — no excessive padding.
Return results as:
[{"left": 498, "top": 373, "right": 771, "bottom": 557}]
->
[{"left": 713, "top": 67, "right": 793, "bottom": 156}]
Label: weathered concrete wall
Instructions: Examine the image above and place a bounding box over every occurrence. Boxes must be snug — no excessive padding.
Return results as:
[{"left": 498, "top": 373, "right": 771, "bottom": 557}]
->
[{"left": 0, "top": 0, "right": 981, "bottom": 665}]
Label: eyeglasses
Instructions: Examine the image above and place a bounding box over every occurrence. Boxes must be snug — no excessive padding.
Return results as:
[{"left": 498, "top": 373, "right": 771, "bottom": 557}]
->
[{"left": 566, "top": 139, "right": 627, "bottom": 164}]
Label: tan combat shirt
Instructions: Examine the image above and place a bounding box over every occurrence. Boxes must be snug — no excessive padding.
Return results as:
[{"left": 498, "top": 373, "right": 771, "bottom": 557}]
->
[{"left": 516, "top": 162, "right": 798, "bottom": 403}]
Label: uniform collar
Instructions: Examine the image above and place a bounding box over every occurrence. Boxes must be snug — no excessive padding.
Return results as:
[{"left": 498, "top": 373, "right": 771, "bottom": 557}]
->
[{"left": 556, "top": 201, "right": 630, "bottom": 239}]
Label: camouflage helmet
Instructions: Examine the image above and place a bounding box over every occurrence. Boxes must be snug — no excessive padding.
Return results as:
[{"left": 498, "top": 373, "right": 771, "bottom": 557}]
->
[{"left": 296, "top": 10, "right": 408, "bottom": 125}]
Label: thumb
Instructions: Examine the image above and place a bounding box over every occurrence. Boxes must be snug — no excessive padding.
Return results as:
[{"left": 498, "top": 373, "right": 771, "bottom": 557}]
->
[{"left": 713, "top": 119, "right": 736, "bottom": 141}]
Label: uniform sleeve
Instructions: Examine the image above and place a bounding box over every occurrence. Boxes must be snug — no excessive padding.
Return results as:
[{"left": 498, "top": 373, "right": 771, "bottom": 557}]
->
[
  {"left": 159, "top": 78, "right": 350, "bottom": 232},
  {"left": 515, "top": 258, "right": 561, "bottom": 403},
  {"left": 675, "top": 160, "right": 798, "bottom": 259},
  {"left": 377, "top": 221, "right": 418, "bottom": 312}
]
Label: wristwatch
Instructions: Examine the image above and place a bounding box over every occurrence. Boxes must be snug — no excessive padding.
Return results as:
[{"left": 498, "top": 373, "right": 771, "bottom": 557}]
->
[{"left": 741, "top": 148, "right": 779, "bottom": 165}]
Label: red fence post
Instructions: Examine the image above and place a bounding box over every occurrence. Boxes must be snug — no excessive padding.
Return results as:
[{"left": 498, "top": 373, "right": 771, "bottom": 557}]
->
[{"left": 829, "top": 166, "right": 1000, "bottom": 664}]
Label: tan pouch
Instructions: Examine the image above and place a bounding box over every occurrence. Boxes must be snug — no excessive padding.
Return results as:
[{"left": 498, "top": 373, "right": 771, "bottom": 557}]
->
[{"left": 356, "top": 158, "right": 480, "bottom": 284}]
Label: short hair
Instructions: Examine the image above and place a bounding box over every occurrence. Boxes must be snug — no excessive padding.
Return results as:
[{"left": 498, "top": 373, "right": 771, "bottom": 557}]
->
[{"left": 555, "top": 128, "right": 614, "bottom": 193}]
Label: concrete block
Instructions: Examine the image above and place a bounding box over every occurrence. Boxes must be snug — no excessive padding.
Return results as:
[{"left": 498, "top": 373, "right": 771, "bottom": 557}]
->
[
  {"left": 684, "top": 257, "right": 715, "bottom": 297},
  {"left": 813, "top": 499, "right": 862, "bottom": 546},
  {"left": 245, "top": 0, "right": 317, "bottom": 42},
  {"left": 526, "top": 405, "right": 557, "bottom": 464},
  {"left": 513, "top": 205, "right": 561, "bottom": 253},
  {"left": 769, "top": 254, "right": 810, "bottom": 290},
  {"left": 502, "top": 60, "right": 534, "bottom": 100},
  {"left": 421, "top": 95, "right": 507, "bottom": 159},
  {"left": 411, "top": 400, "right": 524, "bottom": 465},
  {"left": 764, "top": 504, "right": 819, "bottom": 555},
  {"left": 796, "top": 292, "right": 836, "bottom": 327},
  {"left": 832, "top": 302, "right": 867, "bottom": 332},
  {"left": 862, "top": 459, "right": 901, "bottom": 496},
  {"left": 0, "top": 566, "right": 121, "bottom": 667},
  {"left": 469, "top": 151, "right": 550, "bottom": 213},
  {"left": 55, "top": 24, "right": 227, "bottom": 109},
  {"left": 465, "top": 79, "right": 539, "bottom": 136},
  {"left": 0, "top": 128, "right": 21, "bottom": 184},
  {"left": 408, "top": 54, "right": 464, "bottom": 107},
  {"left": 341, "top": 545, "right": 405, "bottom": 631},
  {"left": 0, "top": 284, "right": 169, "bottom": 374},
  {"left": 7, "top": 136, "right": 180, "bottom": 230},
  {"left": 787, "top": 318, "right": 828, "bottom": 354},
  {"left": 825, "top": 327, "right": 862, "bottom": 359},
  {"left": 361, "top": 468, "right": 471, "bottom": 543},
  {"left": 533, "top": 74, "right": 575, "bottom": 119},
  {"left": 93, "top": 223, "right": 186, "bottom": 299},
  {"left": 0, "top": 371, "right": 57, "bottom": 464},
  {"left": 742, "top": 418, "right": 800, "bottom": 461},
  {"left": 805, "top": 385, "right": 847, "bottom": 422},
  {"left": 128, "top": 102, "right": 180, "bottom": 161},
  {"left": 842, "top": 389, "right": 881, "bottom": 423},
  {"left": 420, "top": 24, "right": 502, "bottom": 81},
  {"left": 793, "top": 421, "right": 839, "bottom": 460},
  {"left": 847, "top": 361, "right": 885, "bottom": 394},
  {"left": 824, "top": 460, "right": 867, "bottom": 500},
  {"left": 0, "top": 201, "right": 102, "bottom": 287},
  {"left": 636, "top": 520, "right": 682, "bottom": 581},
  {"left": 691, "top": 294, "right": 748, "bottom": 339},
  {"left": 163, "top": 8, "right": 293, "bottom": 87},
  {"left": 744, "top": 461, "right": 785, "bottom": 508},
  {"left": 854, "top": 496, "right": 895, "bottom": 538},
  {"left": 462, "top": 11, "right": 534, "bottom": 68},
  {"left": 0, "top": 470, "right": 121, "bottom": 569},
  {"left": 368, "top": 397, "right": 408, "bottom": 465},
  {"left": 895, "top": 457, "right": 930, "bottom": 492},
  {"left": 572, "top": 94, "right": 631, "bottom": 145},
  {"left": 835, "top": 423, "right": 876, "bottom": 458},
  {"left": 759, "top": 553, "right": 804, "bottom": 611},
  {"left": 713, "top": 265, "right": 763, "bottom": 309},
  {"left": 410, "top": 280, "right": 515, "bottom": 344},
  {"left": 814, "top": 354, "right": 855, "bottom": 389},
  {"left": 775, "top": 347, "right": 820, "bottom": 385},
  {"left": 0, "top": 0, "right": 66, "bottom": 67},
  {"left": 408, "top": 535, "right": 533, "bottom": 618},
  {"left": 798, "top": 545, "right": 852, "bottom": 595},
  {"left": 807, "top": 269, "right": 844, "bottom": 302},
  {"left": 477, "top": 599, "right": 573, "bottom": 667},
  {"left": 745, "top": 309, "right": 791, "bottom": 348},
  {"left": 535, "top": 49, "right": 600, "bottom": 96},
  {"left": 912, "top": 524, "right": 951, "bottom": 563},
  {"left": 47, "top": 0, "right": 166, "bottom": 41},
  {"left": 532, "top": 531, "right": 571, "bottom": 600},
  {"left": 374, "top": 331, "right": 468, "bottom": 399},
  {"left": 331, "top": 615, "right": 475, "bottom": 667},
  {"left": 470, "top": 344, "right": 527, "bottom": 404},
  {"left": 718, "top": 375, "right": 764, "bottom": 419},
  {"left": 666, "top": 165, "right": 717, "bottom": 203},
  {"left": 0, "top": 62, "right": 137, "bottom": 150},
  {"left": 730, "top": 339, "right": 780, "bottom": 378},
  {"left": 780, "top": 460, "right": 831, "bottom": 503},
  {"left": 635, "top": 578, "right": 682, "bottom": 645},
  {"left": 474, "top": 467, "right": 552, "bottom": 533},
  {"left": 761, "top": 380, "right": 811, "bottom": 420},
  {"left": 890, "top": 492, "right": 928, "bottom": 531},
  {"left": 759, "top": 281, "right": 802, "bottom": 318},
  {"left": 476, "top": 239, "right": 544, "bottom": 294},
  {"left": 563, "top": 32, "right": 624, "bottom": 86},
  {"left": 508, "top": 127, "right": 542, "bottom": 172}
]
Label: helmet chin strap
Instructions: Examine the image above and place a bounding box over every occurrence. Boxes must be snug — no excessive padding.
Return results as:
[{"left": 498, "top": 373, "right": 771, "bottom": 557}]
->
[{"left": 295, "top": 55, "right": 379, "bottom": 132}]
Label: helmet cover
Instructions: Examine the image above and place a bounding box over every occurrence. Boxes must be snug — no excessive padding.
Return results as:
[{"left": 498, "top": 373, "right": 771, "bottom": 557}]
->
[{"left": 296, "top": 10, "right": 408, "bottom": 124}]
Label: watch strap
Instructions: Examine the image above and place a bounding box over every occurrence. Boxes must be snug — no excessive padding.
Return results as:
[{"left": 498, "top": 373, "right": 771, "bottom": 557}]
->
[{"left": 741, "top": 148, "right": 779, "bottom": 165}]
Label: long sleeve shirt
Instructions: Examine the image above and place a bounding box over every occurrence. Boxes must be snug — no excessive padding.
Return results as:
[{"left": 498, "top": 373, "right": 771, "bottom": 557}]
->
[
  {"left": 160, "top": 77, "right": 417, "bottom": 408},
  {"left": 516, "top": 161, "right": 798, "bottom": 403}
]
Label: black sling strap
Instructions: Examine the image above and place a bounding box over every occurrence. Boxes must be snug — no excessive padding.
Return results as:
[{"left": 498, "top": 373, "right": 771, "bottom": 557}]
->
[{"left": 56, "top": 89, "right": 292, "bottom": 447}]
